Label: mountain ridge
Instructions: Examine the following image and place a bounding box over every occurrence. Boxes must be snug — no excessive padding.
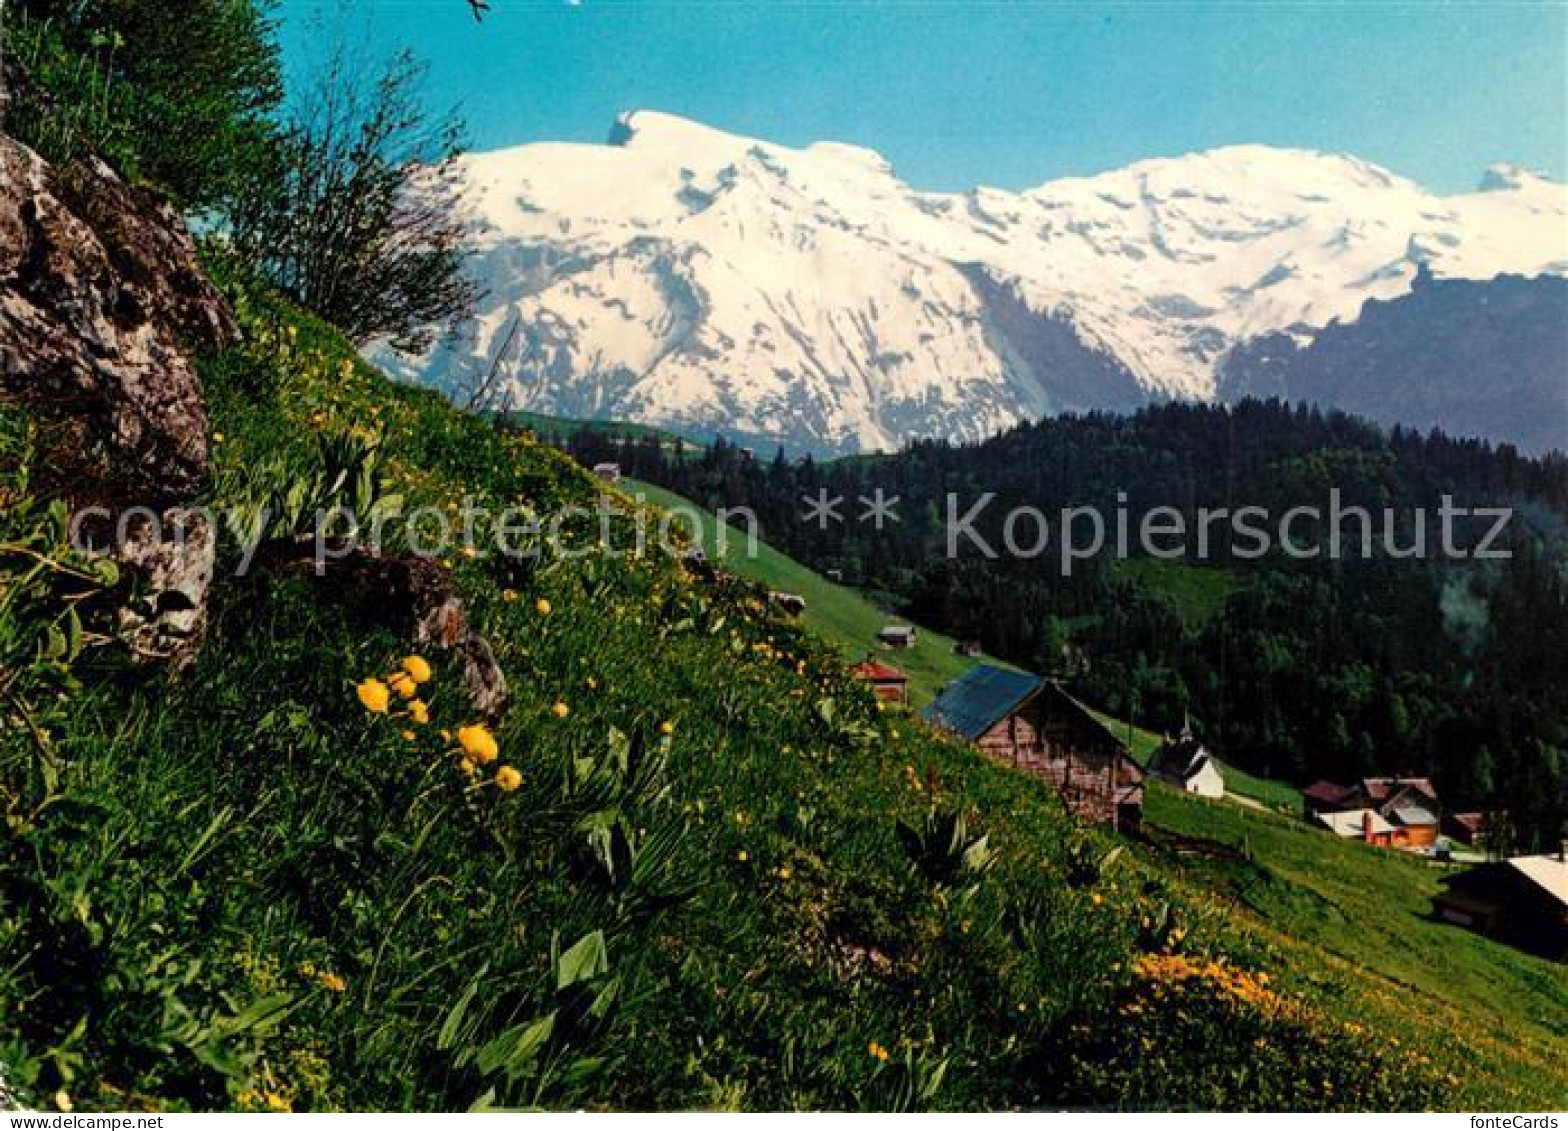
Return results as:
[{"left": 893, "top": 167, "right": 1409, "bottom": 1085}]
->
[{"left": 370, "top": 110, "right": 1568, "bottom": 454}]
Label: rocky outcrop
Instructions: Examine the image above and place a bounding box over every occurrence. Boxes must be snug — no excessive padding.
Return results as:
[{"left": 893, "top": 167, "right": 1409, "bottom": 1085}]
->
[
  {"left": 0, "top": 122, "right": 235, "bottom": 665},
  {"left": 0, "top": 133, "right": 234, "bottom": 498},
  {"left": 257, "top": 544, "right": 509, "bottom": 718}
]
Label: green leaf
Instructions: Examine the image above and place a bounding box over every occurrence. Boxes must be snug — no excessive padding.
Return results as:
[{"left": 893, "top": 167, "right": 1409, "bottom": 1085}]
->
[
  {"left": 474, "top": 1013, "right": 554, "bottom": 1079},
  {"left": 555, "top": 930, "right": 608, "bottom": 990},
  {"left": 439, "top": 964, "right": 491, "bottom": 1051}
]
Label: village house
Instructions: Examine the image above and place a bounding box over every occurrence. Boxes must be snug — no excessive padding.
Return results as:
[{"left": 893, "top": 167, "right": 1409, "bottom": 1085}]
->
[
  {"left": 769, "top": 592, "right": 807, "bottom": 616},
  {"left": 852, "top": 659, "right": 910, "bottom": 704},
  {"left": 1359, "top": 777, "right": 1442, "bottom": 847},
  {"left": 1301, "top": 776, "right": 1442, "bottom": 849},
  {"left": 1302, "top": 780, "right": 1358, "bottom": 819},
  {"left": 1314, "top": 808, "right": 1396, "bottom": 847},
  {"left": 923, "top": 665, "right": 1144, "bottom": 830},
  {"left": 592, "top": 461, "right": 622, "bottom": 483},
  {"left": 1443, "top": 811, "right": 1496, "bottom": 852},
  {"left": 1433, "top": 847, "right": 1568, "bottom": 961},
  {"left": 1146, "top": 723, "right": 1225, "bottom": 799},
  {"left": 953, "top": 640, "right": 983, "bottom": 658},
  {"left": 878, "top": 625, "right": 917, "bottom": 649}
]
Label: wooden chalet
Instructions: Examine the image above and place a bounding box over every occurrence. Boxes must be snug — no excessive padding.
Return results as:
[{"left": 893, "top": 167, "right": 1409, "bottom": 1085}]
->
[
  {"left": 924, "top": 665, "right": 1144, "bottom": 830},
  {"left": 1303, "top": 776, "right": 1441, "bottom": 849},
  {"left": 1433, "top": 849, "right": 1568, "bottom": 961},
  {"left": 592, "top": 461, "right": 622, "bottom": 483},
  {"left": 852, "top": 660, "right": 910, "bottom": 703},
  {"left": 1443, "top": 811, "right": 1495, "bottom": 850},
  {"left": 770, "top": 591, "right": 807, "bottom": 616},
  {"left": 1359, "top": 777, "right": 1442, "bottom": 847},
  {"left": 878, "top": 625, "right": 917, "bottom": 649}
]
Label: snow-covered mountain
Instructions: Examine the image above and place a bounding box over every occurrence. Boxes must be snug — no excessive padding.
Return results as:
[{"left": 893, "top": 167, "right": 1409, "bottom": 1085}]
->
[{"left": 370, "top": 110, "right": 1568, "bottom": 453}]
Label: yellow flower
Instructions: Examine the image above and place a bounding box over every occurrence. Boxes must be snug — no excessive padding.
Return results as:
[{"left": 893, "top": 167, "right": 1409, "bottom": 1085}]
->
[
  {"left": 458, "top": 723, "right": 499, "bottom": 765},
  {"left": 388, "top": 671, "right": 418, "bottom": 700},
  {"left": 867, "top": 1041, "right": 890, "bottom": 1062},
  {"left": 356, "top": 678, "right": 391, "bottom": 714},
  {"left": 457, "top": 757, "right": 476, "bottom": 776},
  {"left": 401, "top": 729, "right": 416, "bottom": 741},
  {"left": 495, "top": 765, "right": 522, "bottom": 792},
  {"left": 502, "top": 588, "right": 520, "bottom": 603},
  {"left": 409, "top": 700, "right": 430, "bottom": 726},
  {"left": 659, "top": 720, "right": 675, "bottom": 737},
  {"left": 212, "top": 431, "right": 225, "bottom": 445},
  {"left": 1091, "top": 893, "right": 1104, "bottom": 906},
  {"left": 402, "top": 655, "right": 433, "bottom": 684},
  {"left": 552, "top": 701, "right": 570, "bottom": 719},
  {"left": 535, "top": 598, "right": 552, "bottom": 616},
  {"left": 319, "top": 970, "right": 347, "bottom": 993},
  {"left": 775, "top": 865, "right": 791, "bottom": 880},
  {"left": 736, "top": 849, "right": 749, "bottom": 862}
]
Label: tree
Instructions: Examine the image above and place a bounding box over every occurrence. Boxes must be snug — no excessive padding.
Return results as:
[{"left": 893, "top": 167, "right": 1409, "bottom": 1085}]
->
[
  {"left": 229, "top": 47, "right": 479, "bottom": 351},
  {"left": 9, "top": 0, "right": 283, "bottom": 211}
]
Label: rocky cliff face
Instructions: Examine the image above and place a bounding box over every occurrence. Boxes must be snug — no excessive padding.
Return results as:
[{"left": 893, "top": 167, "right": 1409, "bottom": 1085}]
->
[
  {"left": 0, "top": 133, "right": 234, "bottom": 498},
  {"left": 0, "top": 118, "right": 235, "bottom": 661}
]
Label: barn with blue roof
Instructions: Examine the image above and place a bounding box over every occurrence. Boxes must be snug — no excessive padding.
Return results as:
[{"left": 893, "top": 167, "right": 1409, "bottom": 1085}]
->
[{"left": 924, "top": 664, "right": 1144, "bottom": 830}]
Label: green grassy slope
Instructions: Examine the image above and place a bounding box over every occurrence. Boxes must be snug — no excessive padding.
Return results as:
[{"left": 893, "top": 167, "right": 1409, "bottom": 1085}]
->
[
  {"left": 0, "top": 270, "right": 1562, "bottom": 1112},
  {"left": 621, "top": 478, "right": 1002, "bottom": 705}
]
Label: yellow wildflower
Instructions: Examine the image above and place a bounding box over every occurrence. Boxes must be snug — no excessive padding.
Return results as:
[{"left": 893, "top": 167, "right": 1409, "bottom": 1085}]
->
[
  {"left": 535, "top": 597, "right": 552, "bottom": 616},
  {"left": 402, "top": 655, "right": 433, "bottom": 684},
  {"left": 318, "top": 970, "right": 347, "bottom": 993},
  {"left": 457, "top": 723, "right": 499, "bottom": 765},
  {"left": 357, "top": 678, "right": 391, "bottom": 714},
  {"left": 388, "top": 671, "right": 418, "bottom": 700},
  {"left": 409, "top": 700, "right": 430, "bottom": 726},
  {"left": 502, "top": 588, "right": 520, "bottom": 603},
  {"left": 495, "top": 765, "right": 522, "bottom": 792},
  {"left": 552, "top": 701, "right": 570, "bottom": 719},
  {"left": 736, "top": 849, "right": 749, "bottom": 862},
  {"left": 867, "top": 1041, "right": 890, "bottom": 1062},
  {"left": 659, "top": 720, "right": 675, "bottom": 737}
]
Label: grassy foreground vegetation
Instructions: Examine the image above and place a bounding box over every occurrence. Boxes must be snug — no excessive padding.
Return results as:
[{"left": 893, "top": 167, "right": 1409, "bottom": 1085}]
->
[
  {"left": 0, "top": 272, "right": 1563, "bottom": 1111},
  {"left": 1142, "top": 786, "right": 1567, "bottom": 1090}
]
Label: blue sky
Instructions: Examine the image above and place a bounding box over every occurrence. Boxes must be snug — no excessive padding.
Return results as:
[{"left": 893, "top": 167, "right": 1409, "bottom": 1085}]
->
[{"left": 275, "top": 1, "right": 1566, "bottom": 194}]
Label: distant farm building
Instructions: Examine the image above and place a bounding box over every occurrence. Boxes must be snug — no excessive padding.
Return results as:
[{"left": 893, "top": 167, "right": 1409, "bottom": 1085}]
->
[
  {"left": 852, "top": 660, "right": 910, "bottom": 703},
  {"left": 1360, "top": 778, "right": 1442, "bottom": 847},
  {"left": 953, "top": 640, "right": 983, "bottom": 658},
  {"left": 924, "top": 665, "right": 1144, "bottom": 830},
  {"left": 770, "top": 592, "right": 807, "bottom": 616},
  {"left": 1315, "top": 808, "right": 1396, "bottom": 847},
  {"left": 592, "top": 461, "right": 622, "bottom": 483},
  {"left": 1444, "top": 811, "right": 1496, "bottom": 850},
  {"left": 878, "top": 625, "right": 917, "bottom": 649},
  {"left": 1302, "top": 780, "right": 1358, "bottom": 819},
  {"left": 1433, "top": 849, "right": 1568, "bottom": 961},
  {"left": 1302, "top": 776, "right": 1442, "bottom": 850},
  {"left": 1147, "top": 724, "right": 1225, "bottom": 799}
]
